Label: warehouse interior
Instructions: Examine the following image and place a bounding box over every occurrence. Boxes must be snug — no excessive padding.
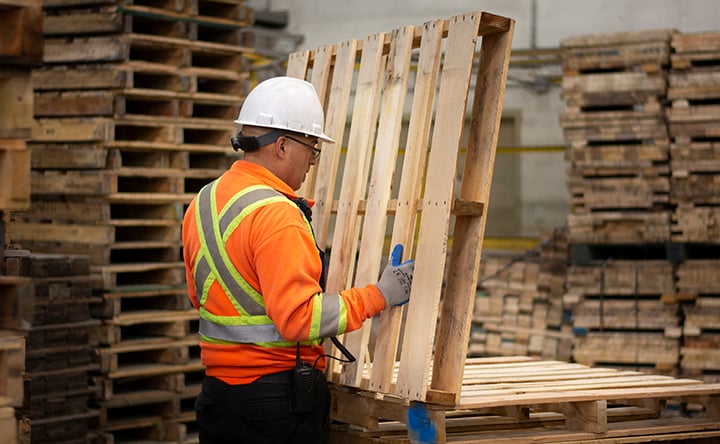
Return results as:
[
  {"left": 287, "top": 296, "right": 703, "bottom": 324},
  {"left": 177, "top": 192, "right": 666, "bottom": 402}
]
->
[{"left": 1, "top": 0, "right": 720, "bottom": 443}]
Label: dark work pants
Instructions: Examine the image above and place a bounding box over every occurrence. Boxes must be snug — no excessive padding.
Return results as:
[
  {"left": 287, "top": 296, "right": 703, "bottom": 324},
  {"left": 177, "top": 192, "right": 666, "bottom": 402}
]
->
[{"left": 195, "top": 369, "right": 331, "bottom": 444}]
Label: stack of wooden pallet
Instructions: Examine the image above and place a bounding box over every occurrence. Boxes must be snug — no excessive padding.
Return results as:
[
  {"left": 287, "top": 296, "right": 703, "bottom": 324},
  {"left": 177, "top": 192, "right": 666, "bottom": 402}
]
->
[
  {"left": 0, "top": 0, "right": 42, "bottom": 440},
  {"left": 6, "top": 0, "right": 254, "bottom": 441},
  {"left": 566, "top": 259, "right": 681, "bottom": 374},
  {"left": 3, "top": 251, "right": 101, "bottom": 443},
  {"left": 666, "top": 34, "right": 720, "bottom": 384},
  {"left": 472, "top": 229, "right": 572, "bottom": 360},
  {"left": 667, "top": 31, "right": 720, "bottom": 243},
  {"left": 559, "top": 29, "right": 683, "bottom": 376},
  {"left": 560, "top": 29, "right": 676, "bottom": 244},
  {"left": 678, "top": 259, "right": 720, "bottom": 383}
]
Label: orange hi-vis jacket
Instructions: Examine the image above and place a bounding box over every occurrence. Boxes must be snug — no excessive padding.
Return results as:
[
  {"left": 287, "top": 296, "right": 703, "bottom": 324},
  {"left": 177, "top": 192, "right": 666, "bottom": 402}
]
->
[{"left": 182, "top": 160, "right": 387, "bottom": 385}]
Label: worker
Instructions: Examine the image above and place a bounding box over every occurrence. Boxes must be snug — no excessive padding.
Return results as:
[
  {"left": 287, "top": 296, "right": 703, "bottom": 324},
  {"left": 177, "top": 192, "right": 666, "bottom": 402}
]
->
[{"left": 182, "top": 76, "right": 415, "bottom": 444}]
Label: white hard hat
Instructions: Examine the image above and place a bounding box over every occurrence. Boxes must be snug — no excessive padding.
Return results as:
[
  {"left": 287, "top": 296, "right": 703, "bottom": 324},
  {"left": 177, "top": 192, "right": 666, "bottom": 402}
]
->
[{"left": 235, "top": 76, "right": 335, "bottom": 144}]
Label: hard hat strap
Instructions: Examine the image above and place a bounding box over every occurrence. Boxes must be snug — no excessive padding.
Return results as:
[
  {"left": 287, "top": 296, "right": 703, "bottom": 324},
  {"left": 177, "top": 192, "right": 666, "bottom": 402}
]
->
[{"left": 231, "top": 129, "right": 286, "bottom": 152}]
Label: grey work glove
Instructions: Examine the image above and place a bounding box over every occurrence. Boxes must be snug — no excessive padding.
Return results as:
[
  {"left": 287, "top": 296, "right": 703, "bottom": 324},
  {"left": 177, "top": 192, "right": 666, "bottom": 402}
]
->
[{"left": 375, "top": 244, "right": 414, "bottom": 307}]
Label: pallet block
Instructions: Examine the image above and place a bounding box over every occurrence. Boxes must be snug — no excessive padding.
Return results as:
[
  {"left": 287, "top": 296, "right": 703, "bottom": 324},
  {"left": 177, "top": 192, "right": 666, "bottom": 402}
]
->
[
  {"left": 0, "top": 333, "right": 25, "bottom": 407},
  {"left": 286, "top": 9, "right": 514, "bottom": 405},
  {"left": 0, "top": 0, "right": 43, "bottom": 67}
]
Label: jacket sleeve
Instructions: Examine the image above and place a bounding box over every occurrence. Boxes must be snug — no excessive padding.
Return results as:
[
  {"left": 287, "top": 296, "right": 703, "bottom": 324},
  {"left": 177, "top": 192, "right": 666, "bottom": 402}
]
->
[
  {"left": 182, "top": 199, "right": 201, "bottom": 310},
  {"left": 248, "top": 202, "right": 386, "bottom": 342}
]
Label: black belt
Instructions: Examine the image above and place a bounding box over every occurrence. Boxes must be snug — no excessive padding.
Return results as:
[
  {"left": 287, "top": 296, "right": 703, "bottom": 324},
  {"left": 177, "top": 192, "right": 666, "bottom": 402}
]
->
[{"left": 257, "top": 370, "right": 294, "bottom": 384}]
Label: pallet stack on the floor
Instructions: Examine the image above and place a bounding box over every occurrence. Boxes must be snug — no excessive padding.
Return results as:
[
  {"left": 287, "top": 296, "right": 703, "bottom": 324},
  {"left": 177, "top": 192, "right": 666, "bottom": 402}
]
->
[
  {"left": 472, "top": 229, "right": 572, "bottom": 360},
  {"left": 666, "top": 32, "right": 720, "bottom": 384},
  {"left": 3, "top": 251, "right": 100, "bottom": 444},
  {"left": 0, "top": 0, "right": 43, "bottom": 441},
  {"left": 559, "top": 29, "right": 684, "bottom": 375},
  {"left": 561, "top": 29, "right": 676, "bottom": 244},
  {"left": 565, "top": 259, "right": 681, "bottom": 373},
  {"left": 6, "top": 0, "right": 254, "bottom": 441}
]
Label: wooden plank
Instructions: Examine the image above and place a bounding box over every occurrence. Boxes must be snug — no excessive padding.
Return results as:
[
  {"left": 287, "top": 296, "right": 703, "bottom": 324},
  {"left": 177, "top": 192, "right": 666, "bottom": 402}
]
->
[
  {"left": 339, "top": 25, "right": 415, "bottom": 386},
  {"left": 0, "top": 334, "right": 25, "bottom": 407},
  {"left": 285, "top": 49, "right": 309, "bottom": 80},
  {"left": 0, "top": 0, "right": 43, "bottom": 67},
  {"left": 42, "top": 10, "right": 123, "bottom": 35},
  {"left": 32, "top": 118, "right": 114, "bottom": 142},
  {"left": 10, "top": 222, "right": 114, "bottom": 245},
  {"left": 0, "top": 68, "right": 33, "bottom": 139},
  {"left": 0, "top": 148, "right": 30, "bottom": 210},
  {"left": 323, "top": 32, "right": 385, "bottom": 375},
  {"left": 395, "top": 12, "right": 482, "bottom": 402},
  {"left": 298, "top": 44, "right": 333, "bottom": 198},
  {"left": 306, "top": 41, "right": 357, "bottom": 249},
  {"left": 0, "top": 406, "right": 17, "bottom": 444},
  {"left": 323, "top": 32, "right": 384, "bottom": 292},
  {"left": 0, "top": 276, "right": 33, "bottom": 331},
  {"left": 369, "top": 19, "right": 444, "bottom": 394},
  {"left": 44, "top": 36, "right": 129, "bottom": 64},
  {"left": 432, "top": 13, "right": 514, "bottom": 402}
]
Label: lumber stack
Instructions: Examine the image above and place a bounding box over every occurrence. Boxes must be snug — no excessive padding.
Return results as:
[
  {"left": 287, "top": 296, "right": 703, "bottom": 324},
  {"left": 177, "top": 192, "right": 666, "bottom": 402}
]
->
[
  {"left": 472, "top": 229, "right": 572, "bottom": 360},
  {"left": 3, "top": 251, "right": 101, "bottom": 444},
  {"left": 6, "top": 0, "right": 255, "bottom": 441}
]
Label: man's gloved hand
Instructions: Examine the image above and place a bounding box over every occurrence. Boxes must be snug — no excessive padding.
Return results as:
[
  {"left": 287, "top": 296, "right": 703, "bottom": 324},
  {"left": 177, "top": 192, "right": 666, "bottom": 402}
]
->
[{"left": 375, "top": 244, "right": 414, "bottom": 307}]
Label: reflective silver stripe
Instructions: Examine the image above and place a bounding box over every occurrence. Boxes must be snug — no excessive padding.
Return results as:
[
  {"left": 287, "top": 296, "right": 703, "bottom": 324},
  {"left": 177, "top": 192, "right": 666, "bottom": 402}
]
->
[
  {"left": 199, "top": 317, "right": 285, "bottom": 343},
  {"left": 194, "top": 256, "right": 211, "bottom": 300},
  {"left": 218, "top": 188, "right": 281, "bottom": 235},
  {"left": 196, "top": 184, "right": 265, "bottom": 316},
  {"left": 318, "top": 292, "right": 341, "bottom": 338}
]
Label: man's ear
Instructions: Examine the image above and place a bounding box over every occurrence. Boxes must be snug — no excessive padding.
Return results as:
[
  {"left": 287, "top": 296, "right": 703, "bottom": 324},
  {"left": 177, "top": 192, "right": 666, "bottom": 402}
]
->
[{"left": 274, "top": 136, "right": 287, "bottom": 157}]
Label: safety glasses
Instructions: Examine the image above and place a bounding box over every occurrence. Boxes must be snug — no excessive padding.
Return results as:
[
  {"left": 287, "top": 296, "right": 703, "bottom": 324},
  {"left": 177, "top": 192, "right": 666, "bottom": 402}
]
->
[{"left": 285, "top": 135, "right": 321, "bottom": 159}]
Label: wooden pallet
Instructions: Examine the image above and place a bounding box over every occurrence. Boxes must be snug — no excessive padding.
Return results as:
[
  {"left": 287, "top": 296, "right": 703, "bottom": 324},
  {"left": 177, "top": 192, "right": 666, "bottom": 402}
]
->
[
  {"left": 566, "top": 260, "right": 676, "bottom": 297},
  {"left": 330, "top": 356, "right": 720, "bottom": 443},
  {"left": 568, "top": 175, "right": 670, "bottom": 211},
  {"left": 566, "top": 211, "right": 672, "bottom": 244},
  {"left": 560, "top": 29, "right": 675, "bottom": 72},
  {"left": 0, "top": 0, "right": 43, "bottom": 67},
  {"left": 285, "top": 10, "right": 514, "bottom": 404},
  {"left": 671, "top": 31, "right": 720, "bottom": 71}
]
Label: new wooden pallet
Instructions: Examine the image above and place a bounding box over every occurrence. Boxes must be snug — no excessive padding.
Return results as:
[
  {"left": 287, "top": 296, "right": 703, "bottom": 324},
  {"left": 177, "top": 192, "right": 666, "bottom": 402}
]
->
[
  {"left": 330, "top": 356, "right": 720, "bottom": 443},
  {"left": 285, "top": 10, "right": 514, "bottom": 404}
]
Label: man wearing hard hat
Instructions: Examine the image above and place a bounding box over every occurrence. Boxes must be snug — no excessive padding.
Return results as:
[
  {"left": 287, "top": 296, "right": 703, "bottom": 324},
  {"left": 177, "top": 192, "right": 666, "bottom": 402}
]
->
[{"left": 182, "top": 76, "right": 415, "bottom": 443}]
